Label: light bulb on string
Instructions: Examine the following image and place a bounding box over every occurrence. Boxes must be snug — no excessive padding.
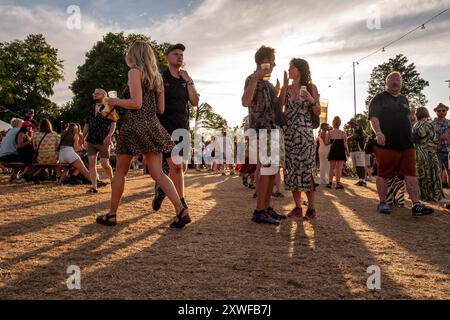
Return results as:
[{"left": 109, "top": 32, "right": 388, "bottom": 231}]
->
[
  {"left": 421, "top": 24, "right": 426, "bottom": 30},
  {"left": 381, "top": 48, "right": 386, "bottom": 53}
]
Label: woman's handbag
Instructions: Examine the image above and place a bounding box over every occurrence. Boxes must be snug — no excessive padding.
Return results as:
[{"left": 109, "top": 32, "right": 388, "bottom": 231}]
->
[{"left": 33, "top": 133, "right": 48, "bottom": 164}]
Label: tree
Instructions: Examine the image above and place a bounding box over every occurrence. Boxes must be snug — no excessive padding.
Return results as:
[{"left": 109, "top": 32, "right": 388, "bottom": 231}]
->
[
  {"left": 65, "top": 32, "right": 170, "bottom": 124},
  {"left": 0, "top": 34, "right": 64, "bottom": 122},
  {"left": 366, "top": 54, "right": 429, "bottom": 109},
  {"left": 344, "top": 112, "right": 372, "bottom": 135},
  {"left": 190, "top": 103, "right": 228, "bottom": 131}
]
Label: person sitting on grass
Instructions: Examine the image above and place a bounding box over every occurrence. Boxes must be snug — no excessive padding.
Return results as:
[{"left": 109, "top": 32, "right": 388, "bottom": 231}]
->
[{"left": 58, "top": 123, "right": 93, "bottom": 189}]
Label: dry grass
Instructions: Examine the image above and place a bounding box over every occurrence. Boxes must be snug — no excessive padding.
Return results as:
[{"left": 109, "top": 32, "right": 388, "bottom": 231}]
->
[{"left": 0, "top": 170, "right": 449, "bottom": 300}]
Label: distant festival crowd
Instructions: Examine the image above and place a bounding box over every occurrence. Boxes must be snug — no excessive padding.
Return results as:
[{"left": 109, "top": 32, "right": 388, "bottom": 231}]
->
[{"left": 1, "top": 41, "right": 449, "bottom": 229}]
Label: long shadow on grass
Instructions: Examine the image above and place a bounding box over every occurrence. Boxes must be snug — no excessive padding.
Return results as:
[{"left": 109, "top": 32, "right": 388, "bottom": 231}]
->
[
  {"left": 55, "top": 175, "right": 407, "bottom": 299},
  {"left": 331, "top": 182, "right": 450, "bottom": 278}
]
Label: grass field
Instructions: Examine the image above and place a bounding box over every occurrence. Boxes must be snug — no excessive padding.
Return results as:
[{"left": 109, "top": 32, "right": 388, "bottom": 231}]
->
[{"left": 0, "top": 171, "right": 449, "bottom": 299}]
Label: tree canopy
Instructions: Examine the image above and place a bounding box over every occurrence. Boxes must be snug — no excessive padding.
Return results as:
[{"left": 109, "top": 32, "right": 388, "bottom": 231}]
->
[
  {"left": 366, "top": 54, "right": 429, "bottom": 109},
  {"left": 0, "top": 34, "right": 64, "bottom": 123}
]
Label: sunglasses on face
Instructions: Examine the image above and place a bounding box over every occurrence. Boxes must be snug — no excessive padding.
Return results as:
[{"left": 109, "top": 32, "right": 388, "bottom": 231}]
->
[{"left": 437, "top": 110, "right": 447, "bottom": 113}]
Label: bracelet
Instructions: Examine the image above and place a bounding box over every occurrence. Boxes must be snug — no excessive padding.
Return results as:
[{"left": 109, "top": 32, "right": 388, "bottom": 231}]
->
[
  {"left": 376, "top": 132, "right": 383, "bottom": 136},
  {"left": 187, "top": 80, "right": 194, "bottom": 86}
]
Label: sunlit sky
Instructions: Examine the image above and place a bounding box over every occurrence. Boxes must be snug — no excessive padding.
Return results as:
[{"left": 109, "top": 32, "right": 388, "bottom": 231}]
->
[{"left": 1, "top": 0, "right": 449, "bottom": 127}]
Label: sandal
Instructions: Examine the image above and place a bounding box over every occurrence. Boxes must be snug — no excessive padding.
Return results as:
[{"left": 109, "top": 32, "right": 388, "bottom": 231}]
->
[
  {"left": 170, "top": 208, "right": 192, "bottom": 229},
  {"left": 326, "top": 183, "right": 333, "bottom": 189},
  {"left": 96, "top": 214, "right": 117, "bottom": 227},
  {"left": 336, "top": 183, "right": 345, "bottom": 190}
]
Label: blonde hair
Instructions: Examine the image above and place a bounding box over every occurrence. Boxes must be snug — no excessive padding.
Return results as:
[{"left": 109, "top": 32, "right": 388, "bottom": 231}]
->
[
  {"left": 125, "top": 41, "right": 163, "bottom": 93},
  {"left": 332, "top": 116, "right": 341, "bottom": 128},
  {"left": 10, "top": 118, "right": 23, "bottom": 128}
]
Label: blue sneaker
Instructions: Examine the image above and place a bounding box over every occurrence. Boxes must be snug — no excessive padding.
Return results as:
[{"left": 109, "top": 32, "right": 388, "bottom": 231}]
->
[
  {"left": 412, "top": 203, "right": 434, "bottom": 217},
  {"left": 252, "top": 210, "right": 280, "bottom": 225},
  {"left": 267, "top": 207, "right": 287, "bottom": 220},
  {"left": 378, "top": 203, "right": 391, "bottom": 215}
]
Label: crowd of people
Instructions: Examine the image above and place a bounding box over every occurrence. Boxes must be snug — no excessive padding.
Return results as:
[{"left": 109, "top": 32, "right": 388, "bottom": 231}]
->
[{"left": 1, "top": 41, "right": 448, "bottom": 229}]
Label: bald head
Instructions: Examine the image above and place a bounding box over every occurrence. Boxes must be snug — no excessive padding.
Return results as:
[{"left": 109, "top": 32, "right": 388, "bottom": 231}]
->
[{"left": 386, "top": 71, "right": 403, "bottom": 96}]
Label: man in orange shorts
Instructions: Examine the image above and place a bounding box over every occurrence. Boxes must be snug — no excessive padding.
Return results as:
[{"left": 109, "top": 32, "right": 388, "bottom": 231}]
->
[{"left": 369, "top": 71, "right": 433, "bottom": 216}]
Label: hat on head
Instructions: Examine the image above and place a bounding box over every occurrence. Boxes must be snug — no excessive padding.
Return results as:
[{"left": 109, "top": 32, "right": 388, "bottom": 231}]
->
[
  {"left": 22, "top": 121, "right": 33, "bottom": 127},
  {"left": 165, "top": 43, "right": 186, "bottom": 56},
  {"left": 24, "top": 108, "right": 34, "bottom": 114},
  {"left": 434, "top": 103, "right": 450, "bottom": 112}
]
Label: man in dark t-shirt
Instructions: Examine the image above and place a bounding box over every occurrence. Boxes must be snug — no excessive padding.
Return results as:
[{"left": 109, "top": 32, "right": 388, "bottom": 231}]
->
[
  {"left": 369, "top": 71, "right": 433, "bottom": 216},
  {"left": 152, "top": 43, "right": 199, "bottom": 212}
]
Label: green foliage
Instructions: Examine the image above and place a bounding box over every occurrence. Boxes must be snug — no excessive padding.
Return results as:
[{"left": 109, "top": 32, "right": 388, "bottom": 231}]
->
[
  {"left": 0, "top": 34, "right": 64, "bottom": 123},
  {"left": 366, "top": 54, "right": 429, "bottom": 109},
  {"left": 191, "top": 103, "right": 228, "bottom": 131},
  {"left": 344, "top": 112, "right": 372, "bottom": 135},
  {"left": 64, "top": 32, "right": 170, "bottom": 124}
]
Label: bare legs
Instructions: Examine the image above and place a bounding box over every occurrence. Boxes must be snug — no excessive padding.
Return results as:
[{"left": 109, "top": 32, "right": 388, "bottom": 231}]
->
[
  {"left": 89, "top": 155, "right": 114, "bottom": 190},
  {"left": 107, "top": 153, "right": 186, "bottom": 221},
  {"left": 167, "top": 156, "right": 185, "bottom": 199},
  {"left": 329, "top": 160, "right": 344, "bottom": 184}
]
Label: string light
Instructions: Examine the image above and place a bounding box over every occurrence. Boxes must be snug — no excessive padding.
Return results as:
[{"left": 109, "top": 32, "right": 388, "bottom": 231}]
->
[{"left": 324, "top": 7, "right": 449, "bottom": 91}]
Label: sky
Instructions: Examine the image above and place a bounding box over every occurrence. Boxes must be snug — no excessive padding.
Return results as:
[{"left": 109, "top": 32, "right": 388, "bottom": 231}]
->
[{"left": 1, "top": 0, "right": 449, "bottom": 127}]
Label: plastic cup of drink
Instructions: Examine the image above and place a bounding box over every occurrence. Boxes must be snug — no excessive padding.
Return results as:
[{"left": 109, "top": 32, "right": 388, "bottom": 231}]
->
[
  {"left": 300, "top": 85, "right": 307, "bottom": 100},
  {"left": 108, "top": 91, "right": 117, "bottom": 98},
  {"left": 261, "top": 63, "right": 271, "bottom": 81}
]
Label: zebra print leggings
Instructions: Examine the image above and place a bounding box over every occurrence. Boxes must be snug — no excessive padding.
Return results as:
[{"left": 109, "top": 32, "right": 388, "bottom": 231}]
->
[{"left": 386, "top": 176, "right": 406, "bottom": 207}]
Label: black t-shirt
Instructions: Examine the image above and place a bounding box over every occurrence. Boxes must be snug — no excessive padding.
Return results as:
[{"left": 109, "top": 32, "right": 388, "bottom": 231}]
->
[
  {"left": 86, "top": 104, "right": 114, "bottom": 145},
  {"left": 368, "top": 91, "right": 413, "bottom": 150},
  {"left": 158, "top": 69, "right": 190, "bottom": 135}
]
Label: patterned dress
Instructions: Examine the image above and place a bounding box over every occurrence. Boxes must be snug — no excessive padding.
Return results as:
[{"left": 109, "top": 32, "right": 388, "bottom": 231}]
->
[
  {"left": 413, "top": 119, "right": 444, "bottom": 202},
  {"left": 116, "top": 86, "right": 175, "bottom": 156},
  {"left": 283, "top": 91, "right": 315, "bottom": 192}
]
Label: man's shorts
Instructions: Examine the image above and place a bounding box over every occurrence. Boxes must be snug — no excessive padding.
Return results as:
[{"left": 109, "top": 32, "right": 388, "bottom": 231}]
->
[
  {"left": 350, "top": 151, "right": 366, "bottom": 167},
  {"left": 256, "top": 128, "right": 285, "bottom": 172},
  {"left": 365, "top": 154, "right": 371, "bottom": 167},
  {"left": 87, "top": 143, "right": 110, "bottom": 159},
  {"left": 437, "top": 151, "right": 449, "bottom": 170},
  {"left": 374, "top": 147, "right": 417, "bottom": 179}
]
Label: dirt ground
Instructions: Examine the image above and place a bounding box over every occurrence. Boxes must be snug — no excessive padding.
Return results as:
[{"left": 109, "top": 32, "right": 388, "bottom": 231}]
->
[{"left": 0, "top": 169, "right": 449, "bottom": 300}]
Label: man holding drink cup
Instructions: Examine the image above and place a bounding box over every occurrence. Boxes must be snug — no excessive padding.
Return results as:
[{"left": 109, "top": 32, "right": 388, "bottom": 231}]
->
[
  {"left": 82, "top": 88, "right": 116, "bottom": 194},
  {"left": 242, "top": 45, "right": 287, "bottom": 225}
]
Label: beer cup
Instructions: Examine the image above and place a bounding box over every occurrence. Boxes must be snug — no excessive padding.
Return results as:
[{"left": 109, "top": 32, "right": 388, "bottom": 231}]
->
[{"left": 261, "top": 63, "right": 271, "bottom": 81}]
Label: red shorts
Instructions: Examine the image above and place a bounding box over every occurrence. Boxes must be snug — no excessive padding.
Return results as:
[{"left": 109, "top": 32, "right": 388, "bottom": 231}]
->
[{"left": 374, "top": 146, "right": 417, "bottom": 179}]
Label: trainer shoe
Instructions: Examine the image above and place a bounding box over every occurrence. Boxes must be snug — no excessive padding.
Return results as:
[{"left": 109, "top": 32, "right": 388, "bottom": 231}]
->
[
  {"left": 304, "top": 208, "right": 317, "bottom": 220},
  {"left": 267, "top": 207, "right": 287, "bottom": 220},
  {"left": 288, "top": 207, "right": 303, "bottom": 218},
  {"left": 252, "top": 210, "right": 280, "bottom": 225},
  {"left": 378, "top": 203, "right": 391, "bottom": 215},
  {"left": 412, "top": 203, "right": 434, "bottom": 217}
]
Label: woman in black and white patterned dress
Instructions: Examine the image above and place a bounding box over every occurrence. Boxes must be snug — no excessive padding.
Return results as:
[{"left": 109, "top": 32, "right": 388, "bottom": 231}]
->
[{"left": 280, "top": 58, "right": 321, "bottom": 220}]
